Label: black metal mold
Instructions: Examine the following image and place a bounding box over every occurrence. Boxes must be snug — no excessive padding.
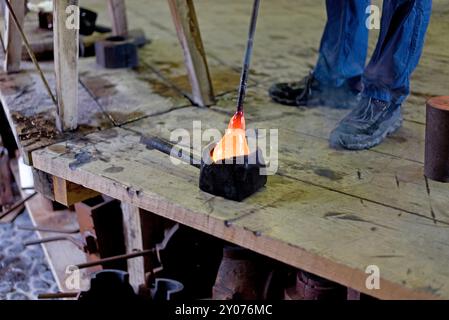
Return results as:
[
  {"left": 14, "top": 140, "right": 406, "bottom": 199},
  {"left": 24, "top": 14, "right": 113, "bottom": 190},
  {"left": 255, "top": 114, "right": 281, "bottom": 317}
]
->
[{"left": 199, "top": 143, "right": 267, "bottom": 201}]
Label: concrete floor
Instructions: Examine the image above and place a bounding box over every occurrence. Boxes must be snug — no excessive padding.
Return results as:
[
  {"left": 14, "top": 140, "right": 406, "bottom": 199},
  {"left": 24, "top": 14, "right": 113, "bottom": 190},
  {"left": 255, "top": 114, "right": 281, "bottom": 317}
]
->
[{"left": 0, "top": 211, "right": 58, "bottom": 300}]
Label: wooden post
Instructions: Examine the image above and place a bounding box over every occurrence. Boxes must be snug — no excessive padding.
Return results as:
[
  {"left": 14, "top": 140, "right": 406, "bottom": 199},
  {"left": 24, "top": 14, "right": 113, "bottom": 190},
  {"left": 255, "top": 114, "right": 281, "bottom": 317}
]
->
[
  {"left": 53, "top": 0, "right": 79, "bottom": 132},
  {"left": 121, "top": 202, "right": 146, "bottom": 292},
  {"left": 3, "top": 0, "right": 25, "bottom": 73},
  {"left": 107, "top": 0, "right": 128, "bottom": 37},
  {"left": 168, "top": 0, "right": 215, "bottom": 107}
]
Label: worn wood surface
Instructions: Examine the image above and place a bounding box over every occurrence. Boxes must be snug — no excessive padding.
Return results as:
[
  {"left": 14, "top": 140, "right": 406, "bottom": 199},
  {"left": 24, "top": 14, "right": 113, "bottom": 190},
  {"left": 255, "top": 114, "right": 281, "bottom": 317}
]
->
[
  {"left": 3, "top": 0, "right": 25, "bottom": 73},
  {"left": 168, "top": 0, "right": 215, "bottom": 107},
  {"left": 121, "top": 202, "right": 146, "bottom": 292},
  {"left": 107, "top": 0, "right": 128, "bottom": 37},
  {"left": 2, "top": 0, "right": 449, "bottom": 299},
  {"left": 53, "top": 0, "right": 80, "bottom": 131}
]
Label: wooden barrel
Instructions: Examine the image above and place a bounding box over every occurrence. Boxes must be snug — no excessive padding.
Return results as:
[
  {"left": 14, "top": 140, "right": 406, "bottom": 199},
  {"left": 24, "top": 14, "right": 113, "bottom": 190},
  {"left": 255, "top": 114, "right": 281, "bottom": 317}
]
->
[{"left": 425, "top": 96, "right": 449, "bottom": 182}]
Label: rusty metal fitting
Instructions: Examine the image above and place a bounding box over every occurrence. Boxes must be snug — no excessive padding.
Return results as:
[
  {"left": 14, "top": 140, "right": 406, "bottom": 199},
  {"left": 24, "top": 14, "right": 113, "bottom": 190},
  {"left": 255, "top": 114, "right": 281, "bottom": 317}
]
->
[
  {"left": 284, "top": 271, "right": 347, "bottom": 300},
  {"left": 95, "top": 36, "right": 138, "bottom": 69},
  {"left": 74, "top": 195, "right": 126, "bottom": 270},
  {"left": 212, "top": 246, "right": 273, "bottom": 300},
  {"left": 425, "top": 96, "right": 449, "bottom": 182}
]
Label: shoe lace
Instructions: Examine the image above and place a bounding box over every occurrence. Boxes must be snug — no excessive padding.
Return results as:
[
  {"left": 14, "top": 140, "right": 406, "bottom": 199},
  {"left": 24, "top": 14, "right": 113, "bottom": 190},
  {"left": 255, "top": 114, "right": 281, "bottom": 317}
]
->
[{"left": 352, "top": 98, "right": 389, "bottom": 123}]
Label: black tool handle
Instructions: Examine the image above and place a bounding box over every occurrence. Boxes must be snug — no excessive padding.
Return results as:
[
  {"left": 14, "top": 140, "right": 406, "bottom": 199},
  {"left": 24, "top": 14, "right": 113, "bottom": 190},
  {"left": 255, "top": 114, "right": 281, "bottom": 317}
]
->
[
  {"left": 140, "top": 135, "right": 201, "bottom": 169},
  {"left": 236, "top": 0, "right": 261, "bottom": 113}
]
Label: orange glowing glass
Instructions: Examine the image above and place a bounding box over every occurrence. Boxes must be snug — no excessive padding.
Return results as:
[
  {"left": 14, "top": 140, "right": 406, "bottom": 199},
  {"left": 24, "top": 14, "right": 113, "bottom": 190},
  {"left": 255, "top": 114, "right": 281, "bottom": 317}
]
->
[{"left": 212, "top": 111, "right": 250, "bottom": 163}]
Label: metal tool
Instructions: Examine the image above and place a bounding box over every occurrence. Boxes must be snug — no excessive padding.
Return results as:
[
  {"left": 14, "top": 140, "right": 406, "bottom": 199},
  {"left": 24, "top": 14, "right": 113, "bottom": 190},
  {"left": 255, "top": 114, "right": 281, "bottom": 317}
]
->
[
  {"left": 18, "top": 224, "right": 79, "bottom": 234},
  {"left": 75, "top": 249, "right": 155, "bottom": 270},
  {"left": 24, "top": 234, "right": 87, "bottom": 251},
  {"left": 236, "top": 0, "right": 261, "bottom": 113},
  {"left": 141, "top": 135, "right": 201, "bottom": 169},
  {"left": 199, "top": 0, "right": 266, "bottom": 201}
]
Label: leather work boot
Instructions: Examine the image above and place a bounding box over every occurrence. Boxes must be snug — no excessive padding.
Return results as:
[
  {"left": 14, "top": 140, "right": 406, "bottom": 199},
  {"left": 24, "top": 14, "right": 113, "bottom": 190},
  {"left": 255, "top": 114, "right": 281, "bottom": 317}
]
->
[
  {"left": 329, "top": 97, "right": 403, "bottom": 150},
  {"left": 269, "top": 73, "right": 360, "bottom": 109}
]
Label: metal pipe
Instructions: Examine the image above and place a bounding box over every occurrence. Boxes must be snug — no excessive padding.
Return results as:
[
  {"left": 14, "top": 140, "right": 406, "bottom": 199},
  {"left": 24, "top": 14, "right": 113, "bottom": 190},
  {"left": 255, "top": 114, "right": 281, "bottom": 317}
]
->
[
  {"left": 75, "top": 249, "right": 155, "bottom": 270},
  {"left": 140, "top": 135, "right": 201, "bottom": 169},
  {"left": 24, "top": 235, "right": 85, "bottom": 250},
  {"left": 18, "top": 224, "right": 80, "bottom": 234},
  {"left": 0, "top": 192, "right": 37, "bottom": 220},
  {"left": 236, "top": 0, "right": 261, "bottom": 112},
  {"left": 38, "top": 292, "right": 79, "bottom": 299}
]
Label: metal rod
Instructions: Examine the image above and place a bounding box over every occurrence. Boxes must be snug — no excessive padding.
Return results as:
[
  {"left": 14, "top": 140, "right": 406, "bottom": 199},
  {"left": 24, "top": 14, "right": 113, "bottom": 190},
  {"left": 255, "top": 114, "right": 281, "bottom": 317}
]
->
[
  {"left": 18, "top": 224, "right": 80, "bottom": 234},
  {"left": 75, "top": 249, "right": 155, "bottom": 270},
  {"left": 24, "top": 235, "right": 84, "bottom": 250},
  {"left": 236, "top": 0, "right": 261, "bottom": 113},
  {"left": 3, "top": 0, "right": 58, "bottom": 108},
  {"left": 140, "top": 135, "right": 201, "bottom": 169},
  {"left": 0, "top": 192, "right": 37, "bottom": 220},
  {"left": 38, "top": 292, "right": 79, "bottom": 299}
]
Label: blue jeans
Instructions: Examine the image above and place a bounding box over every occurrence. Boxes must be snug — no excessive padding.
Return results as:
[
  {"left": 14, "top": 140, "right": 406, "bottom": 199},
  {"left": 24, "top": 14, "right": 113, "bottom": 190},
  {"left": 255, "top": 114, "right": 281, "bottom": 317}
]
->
[{"left": 313, "top": 0, "right": 432, "bottom": 104}]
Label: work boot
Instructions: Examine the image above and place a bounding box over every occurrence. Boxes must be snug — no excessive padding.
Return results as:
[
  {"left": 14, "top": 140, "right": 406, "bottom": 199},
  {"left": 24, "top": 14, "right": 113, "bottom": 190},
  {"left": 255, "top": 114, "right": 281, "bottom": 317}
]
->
[
  {"left": 329, "top": 97, "right": 403, "bottom": 150},
  {"left": 269, "top": 73, "right": 360, "bottom": 108}
]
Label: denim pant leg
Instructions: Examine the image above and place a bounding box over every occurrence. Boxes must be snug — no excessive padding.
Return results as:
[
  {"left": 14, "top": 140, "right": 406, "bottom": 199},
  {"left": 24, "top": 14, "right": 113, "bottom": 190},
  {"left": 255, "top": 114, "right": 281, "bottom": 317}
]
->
[
  {"left": 362, "top": 0, "right": 432, "bottom": 104},
  {"left": 314, "top": 0, "right": 370, "bottom": 88}
]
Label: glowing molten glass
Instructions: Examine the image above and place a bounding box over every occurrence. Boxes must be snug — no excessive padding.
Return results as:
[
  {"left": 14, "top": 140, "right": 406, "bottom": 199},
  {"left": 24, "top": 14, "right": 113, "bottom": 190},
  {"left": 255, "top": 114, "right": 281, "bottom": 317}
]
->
[{"left": 212, "top": 111, "right": 250, "bottom": 163}]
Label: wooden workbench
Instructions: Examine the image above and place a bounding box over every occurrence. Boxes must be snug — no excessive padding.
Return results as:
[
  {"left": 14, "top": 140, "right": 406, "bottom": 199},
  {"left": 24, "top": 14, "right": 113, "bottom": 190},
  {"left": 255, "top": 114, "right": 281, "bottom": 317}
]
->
[{"left": 1, "top": 0, "right": 449, "bottom": 300}]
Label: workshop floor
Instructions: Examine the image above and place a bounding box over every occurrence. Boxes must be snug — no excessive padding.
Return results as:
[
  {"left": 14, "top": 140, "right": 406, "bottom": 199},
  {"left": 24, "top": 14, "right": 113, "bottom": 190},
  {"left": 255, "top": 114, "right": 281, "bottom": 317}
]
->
[{"left": 0, "top": 211, "right": 58, "bottom": 300}]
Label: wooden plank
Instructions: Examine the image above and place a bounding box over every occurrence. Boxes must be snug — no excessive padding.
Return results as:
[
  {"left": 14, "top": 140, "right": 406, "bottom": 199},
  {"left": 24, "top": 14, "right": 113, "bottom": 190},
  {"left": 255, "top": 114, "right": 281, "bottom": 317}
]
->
[
  {"left": 3, "top": 0, "right": 25, "bottom": 73},
  {"left": 168, "top": 0, "right": 215, "bottom": 107},
  {"left": 121, "top": 202, "right": 146, "bottom": 292},
  {"left": 117, "top": 1, "right": 247, "bottom": 98},
  {"left": 124, "top": 102, "right": 449, "bottom": 226},
  {"left": 139, "top": 39, "right": 246, "bottom": 98},
  {"left": 53, "top": 0, "right": 80, "bottom": 131},
  {"left": 132, "top": 0, "right": 447, "bottom": 124},
  {"left": 0, "top": 60, "right": 112, "bottom": 165},
  {"left": 107, "top": 0, "right": 128, "bottom": 36},
  {"left": 31, "top": 127, "right": 449, "bottom": 299},
  {"left": 53, "top": 176, "right": 100, "bottom": 206},
  {"left": 78, "top": 58, "right": 189, "bottom": 125}
]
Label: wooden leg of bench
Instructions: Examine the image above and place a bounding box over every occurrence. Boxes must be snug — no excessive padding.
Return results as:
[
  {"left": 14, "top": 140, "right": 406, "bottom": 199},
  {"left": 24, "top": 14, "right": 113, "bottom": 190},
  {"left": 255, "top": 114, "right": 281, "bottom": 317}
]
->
[
  {"left": 53, "top": 0, "right": 79, "bottom": 132},
  {"left": 3, "top": 0, "right": 25, "bottom": 73},
  {"left": 107, "top": 0, "right": 129, "bottom": 36},
  {"left": 121, "top": 202, "right": 146, "bottom": 292},
  {"left": 168, "top": 0, "right": 215, "bottom": 107}
]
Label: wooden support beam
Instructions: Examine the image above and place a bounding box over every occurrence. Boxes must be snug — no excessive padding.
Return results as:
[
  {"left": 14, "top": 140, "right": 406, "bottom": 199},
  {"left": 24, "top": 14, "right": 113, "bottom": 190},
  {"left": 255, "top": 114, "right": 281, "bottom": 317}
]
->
[
  {"left": 107, "top": 0, "right": 128, "bottom": 37},
  {"left": 121, "top": 202, "right": 146, "bottom": 292},
  {"left": 53, "top": 176, "right": 99, "bottom": 206},
  {"left": 168, "top": 0, "right": 215, "bottom": 107},
  {"left": 53, "top": 0, "right": 79, "bottom": 132},
  {"left": 3, "top": 0, "right": 25, "bottom": 73}
]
